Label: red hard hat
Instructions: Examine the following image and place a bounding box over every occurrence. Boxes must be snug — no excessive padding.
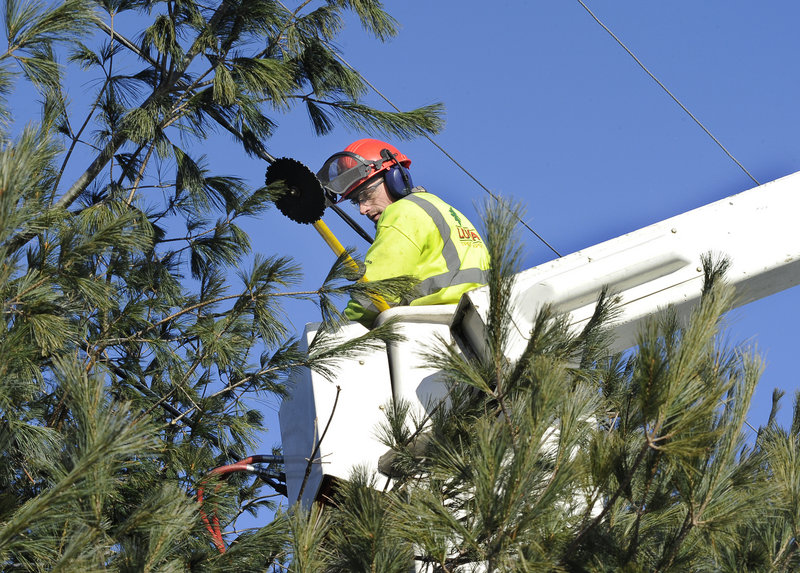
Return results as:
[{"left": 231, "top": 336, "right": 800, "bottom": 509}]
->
[{"left": 317, "top": 139, "right": 412, "bottom": 201}]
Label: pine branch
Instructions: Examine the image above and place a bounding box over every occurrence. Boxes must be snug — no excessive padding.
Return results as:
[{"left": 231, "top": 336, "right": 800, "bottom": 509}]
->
[{"left": 6, "top": 1, "right": 236, "bottom": 253}]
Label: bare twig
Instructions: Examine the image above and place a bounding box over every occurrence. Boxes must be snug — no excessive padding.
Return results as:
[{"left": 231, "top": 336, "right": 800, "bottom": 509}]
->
[{"left": 297, "top": 385, "right": 341, "bottom": 502}]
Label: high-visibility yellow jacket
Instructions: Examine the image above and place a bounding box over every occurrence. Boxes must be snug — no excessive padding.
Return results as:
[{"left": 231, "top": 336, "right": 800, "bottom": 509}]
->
[{"left": 345, "top": 189, "right": 491, "bottom": 326}]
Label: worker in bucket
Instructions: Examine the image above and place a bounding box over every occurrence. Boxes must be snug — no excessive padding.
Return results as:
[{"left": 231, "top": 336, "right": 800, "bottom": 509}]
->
[{"left": 317, "top": 138, "right": 491, "bottom": 327}]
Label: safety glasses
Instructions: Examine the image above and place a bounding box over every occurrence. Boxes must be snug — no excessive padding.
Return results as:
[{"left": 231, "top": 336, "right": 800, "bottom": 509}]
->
[{"left": 316, "top": 151, "right": 383, "bottom": 198}]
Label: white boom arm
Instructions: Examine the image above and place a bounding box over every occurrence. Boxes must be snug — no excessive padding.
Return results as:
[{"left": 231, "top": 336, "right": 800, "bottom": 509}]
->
[
  {"left": 453, "top": 170, "right": 800, "bottom": 361},
  {"left": 280, "top": 171, "right": 800, "bottom": 507}
]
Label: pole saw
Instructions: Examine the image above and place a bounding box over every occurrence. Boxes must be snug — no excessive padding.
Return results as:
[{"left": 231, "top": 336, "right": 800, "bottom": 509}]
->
[
  {"left": 265, "top": 156, "right": 390, "bottom": 313},
  {"left": 197, "top": 154, "right": 392, "bottom": 554}
]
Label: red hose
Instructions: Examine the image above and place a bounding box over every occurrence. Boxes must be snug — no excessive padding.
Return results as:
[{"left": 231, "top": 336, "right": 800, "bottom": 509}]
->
[{"left": 197, "top": 455, "right": 281, "bottom": 553}]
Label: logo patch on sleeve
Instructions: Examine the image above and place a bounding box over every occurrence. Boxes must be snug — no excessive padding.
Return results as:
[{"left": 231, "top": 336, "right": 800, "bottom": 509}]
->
[{"left": 457, "top": 226, "right": 483, "bottom": 243}]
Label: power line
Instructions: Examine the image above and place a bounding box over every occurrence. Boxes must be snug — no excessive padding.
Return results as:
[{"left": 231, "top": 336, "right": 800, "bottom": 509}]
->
[
  {"left": 324, "top": 44, "right": 563, "bottom": 258},
  {"left": 574, "top": 0, "right": 760, "bottom": 186},
  {"left": 572, "top": 0, "right": 767, "bottom": 435},
  {"left": 323, "top": 2, "right": 760, "bottom": 256}
]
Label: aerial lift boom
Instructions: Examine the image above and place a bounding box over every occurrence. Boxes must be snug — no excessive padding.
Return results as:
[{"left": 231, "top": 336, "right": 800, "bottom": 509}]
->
[{"left": 278, "top": 169, "right": 800, "bottom": 507}]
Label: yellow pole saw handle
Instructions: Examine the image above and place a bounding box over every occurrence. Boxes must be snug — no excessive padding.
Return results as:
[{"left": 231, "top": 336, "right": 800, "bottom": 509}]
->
[{"left": 312, "top": 220, "right": 390, "bottom": 313}]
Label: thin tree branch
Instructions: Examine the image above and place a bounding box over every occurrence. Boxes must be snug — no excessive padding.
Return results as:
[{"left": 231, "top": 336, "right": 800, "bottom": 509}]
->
[{"left": 297, "top": 385, "right": 341, "bottom": 502}]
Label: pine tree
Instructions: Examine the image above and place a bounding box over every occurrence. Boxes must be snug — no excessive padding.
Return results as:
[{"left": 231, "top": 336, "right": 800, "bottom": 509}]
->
[{"left": 0, "top": 0, "right": 440, "bottom": 569}]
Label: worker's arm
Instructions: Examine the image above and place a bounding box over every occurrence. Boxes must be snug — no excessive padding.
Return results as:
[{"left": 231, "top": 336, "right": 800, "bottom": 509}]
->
[{"left": 344, "top": 221, "right": 423, "bottom": 327}]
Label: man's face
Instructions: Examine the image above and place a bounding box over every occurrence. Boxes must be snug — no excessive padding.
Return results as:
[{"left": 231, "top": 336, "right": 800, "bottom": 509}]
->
[{"left": 350, "top": 178, "right": 394, "bottom": 223}]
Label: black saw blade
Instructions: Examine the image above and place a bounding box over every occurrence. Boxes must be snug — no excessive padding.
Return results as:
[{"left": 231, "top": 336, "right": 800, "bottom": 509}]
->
[{"left": 266, "top": 157, "right": 327, "bottom": 224}]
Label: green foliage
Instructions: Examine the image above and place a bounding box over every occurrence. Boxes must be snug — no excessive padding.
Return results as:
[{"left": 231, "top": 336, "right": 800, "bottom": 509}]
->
[{"left": 0, "top": 0, "right": 442, "bottom": 569}]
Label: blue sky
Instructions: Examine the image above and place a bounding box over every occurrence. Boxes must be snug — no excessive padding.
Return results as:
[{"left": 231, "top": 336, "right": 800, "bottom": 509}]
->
[{"left": 238, "top": 0, "right": 800, "bottom": 440}]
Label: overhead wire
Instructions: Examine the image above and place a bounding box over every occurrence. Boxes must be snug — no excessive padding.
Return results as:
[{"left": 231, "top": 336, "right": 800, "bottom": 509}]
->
[
  {"left": 576, "top": 0, "right": 763, "bottom": 437},
  {"left": 323, "top": 0, "right": 762, "bottom": 256},
  {"left": 574, "top": 0, "right": 760, "bottom": 186},
  {"left": 273, "top": 0, "right": 559, "bottom": 251},
  {"left": 323, "top": 43, "right": 564, "bottom": 258}
]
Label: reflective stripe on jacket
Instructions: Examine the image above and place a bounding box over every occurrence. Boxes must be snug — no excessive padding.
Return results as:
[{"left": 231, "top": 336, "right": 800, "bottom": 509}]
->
[{"left": 344, "top": 189, "right": 491, "bottom": 326}]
